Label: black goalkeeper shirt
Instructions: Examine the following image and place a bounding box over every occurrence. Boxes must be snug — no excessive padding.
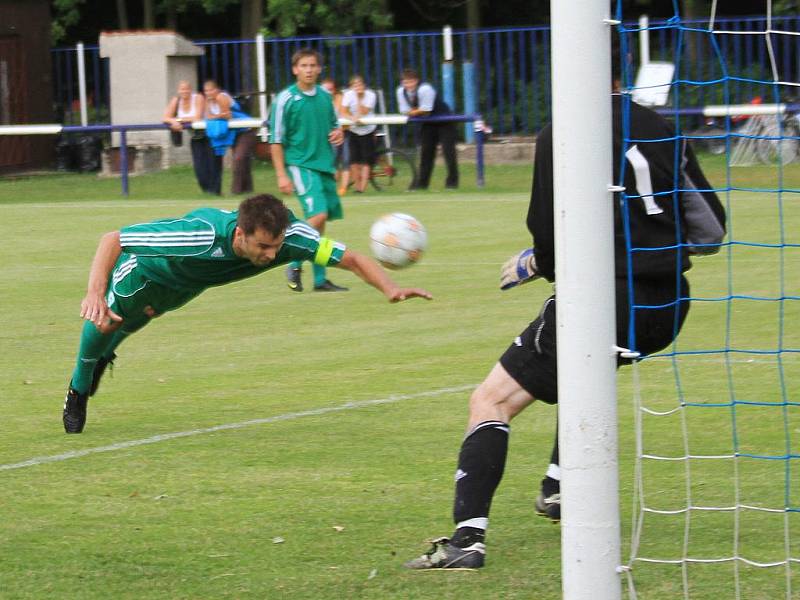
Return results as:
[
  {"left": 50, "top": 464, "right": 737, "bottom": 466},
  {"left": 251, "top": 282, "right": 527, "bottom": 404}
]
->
[{"left": 528, "top": 95, "right": 726, "bottom": 282}]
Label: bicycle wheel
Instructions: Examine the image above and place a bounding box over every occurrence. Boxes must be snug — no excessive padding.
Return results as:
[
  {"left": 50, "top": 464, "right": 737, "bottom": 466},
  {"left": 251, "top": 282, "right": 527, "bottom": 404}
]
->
[
  {"left": 756, "top": 116, "right": 800, "bottom": 165},
  {"left": 370, "top": 147, "right": 418, "bottom": 191}
]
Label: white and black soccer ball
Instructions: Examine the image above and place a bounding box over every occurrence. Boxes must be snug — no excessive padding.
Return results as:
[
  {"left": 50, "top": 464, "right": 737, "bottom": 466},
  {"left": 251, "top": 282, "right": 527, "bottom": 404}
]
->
[{"left": 369, "top": 212, "right": 428, "bottom": 269}]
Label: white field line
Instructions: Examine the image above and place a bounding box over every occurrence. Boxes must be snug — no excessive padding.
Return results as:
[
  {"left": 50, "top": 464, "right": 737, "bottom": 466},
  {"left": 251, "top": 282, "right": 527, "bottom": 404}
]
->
[
  {"left": 0, "top": 384, "right": 476, "bottom": 473},
  {"left": 4, "top": 195, "right": 527, "bottom": 210}
]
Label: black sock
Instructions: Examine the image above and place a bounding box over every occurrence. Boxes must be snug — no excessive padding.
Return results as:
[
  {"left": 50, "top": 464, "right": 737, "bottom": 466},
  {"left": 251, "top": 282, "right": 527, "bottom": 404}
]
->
[
  {"left": 450, "top": 526, "right": 485, "bottom": 547},
  {"left": 541, "top": 476, "right": 560, "bottom": 497},
  {"left": 450, "top": 420, "right": 509, "bottom": 547}
]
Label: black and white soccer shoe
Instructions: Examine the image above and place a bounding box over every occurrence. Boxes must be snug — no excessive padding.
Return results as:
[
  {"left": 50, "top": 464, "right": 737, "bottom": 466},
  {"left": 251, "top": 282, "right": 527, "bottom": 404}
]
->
[
  {"left": 63, "top": 387, "right": 89, "bottom": 434},
  {"left": 89, "top": 352, "right": 116, "bottom": 397},
  {"left": 286, "top": 266, "right": 303, "bottom": 292},
  {"left": 535, "top": 492, "right": 561, "bottom": 522},
  {"left": 404, "top": 537, "right": 485, "bottom": 569}
]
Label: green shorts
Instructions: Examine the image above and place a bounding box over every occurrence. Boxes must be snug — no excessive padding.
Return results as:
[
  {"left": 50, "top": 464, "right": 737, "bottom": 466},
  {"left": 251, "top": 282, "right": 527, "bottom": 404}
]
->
[
  {"left": 287, "top": 165, "right": 343, "bottom": 221},
  {"left": 106, "top": 254, "right": 201, "bottom": 330}
]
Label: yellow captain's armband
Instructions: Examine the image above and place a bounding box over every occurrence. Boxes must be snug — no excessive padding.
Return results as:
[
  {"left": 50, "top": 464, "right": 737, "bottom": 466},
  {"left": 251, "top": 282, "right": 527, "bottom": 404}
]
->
[{"left": 314, "top": 237, "right": 335, "bottom": 266}]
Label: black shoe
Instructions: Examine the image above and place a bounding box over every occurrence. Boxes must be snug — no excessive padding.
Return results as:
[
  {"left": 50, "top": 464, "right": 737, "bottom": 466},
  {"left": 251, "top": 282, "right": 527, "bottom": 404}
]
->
[
  {"left": 89, "top": 352, "right": 116, "bottom": 397},
  {"left": 63, "top": 387, "right": 89, "bottom": 434},
  {"left": 404, "top": 537, "right": 486, "bottom": 569},
  {"left": 313, "top": 280, "right": 349, "bottom": 292},
  {"left": 445, "top": 184, "right": 458, "bottom": 190},
  {"left": 535, "top": 492, "right": 561, "bottom": 522},
  {"left": 286, "top": 266, "right": 303, "bottom": 292}
]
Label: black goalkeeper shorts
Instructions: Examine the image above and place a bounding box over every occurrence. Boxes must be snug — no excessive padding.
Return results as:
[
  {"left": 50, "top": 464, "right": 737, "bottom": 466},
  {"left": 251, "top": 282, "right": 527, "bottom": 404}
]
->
[{"left": 499, "top": 276, "right": 690, "bottom": 405}]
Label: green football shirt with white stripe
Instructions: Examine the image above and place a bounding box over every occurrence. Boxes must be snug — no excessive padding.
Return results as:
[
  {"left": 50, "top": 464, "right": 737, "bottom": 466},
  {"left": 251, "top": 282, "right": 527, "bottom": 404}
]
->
[
  {"left": 118, "top": 207, "right": 345, "bottom": 291},
  {"left": 268, "top": 83, "right": 339, "bottom": 174}
]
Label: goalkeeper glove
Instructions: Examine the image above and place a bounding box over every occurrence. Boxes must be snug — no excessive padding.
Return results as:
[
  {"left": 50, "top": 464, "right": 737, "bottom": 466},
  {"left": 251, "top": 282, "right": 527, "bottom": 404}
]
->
[{"left": 500, "top": 248, "right": 539, "bottom": 290}]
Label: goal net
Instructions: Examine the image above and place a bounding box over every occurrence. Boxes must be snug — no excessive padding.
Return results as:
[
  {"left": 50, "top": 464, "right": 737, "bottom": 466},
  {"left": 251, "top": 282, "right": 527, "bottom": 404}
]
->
[{"left": 617, "top": 2, "right": 800, "bottom": 598}]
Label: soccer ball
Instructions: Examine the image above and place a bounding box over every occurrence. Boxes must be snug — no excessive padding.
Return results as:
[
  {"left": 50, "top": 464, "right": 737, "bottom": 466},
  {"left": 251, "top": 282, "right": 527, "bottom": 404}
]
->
[{"left": 369, "top": 213, "right": 428, "bottom": 269}]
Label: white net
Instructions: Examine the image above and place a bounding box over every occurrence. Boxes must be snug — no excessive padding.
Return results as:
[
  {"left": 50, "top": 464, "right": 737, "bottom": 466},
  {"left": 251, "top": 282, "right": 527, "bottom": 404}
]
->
[{"left": 619, "top": 2, "right": 800, "bottom": 598}]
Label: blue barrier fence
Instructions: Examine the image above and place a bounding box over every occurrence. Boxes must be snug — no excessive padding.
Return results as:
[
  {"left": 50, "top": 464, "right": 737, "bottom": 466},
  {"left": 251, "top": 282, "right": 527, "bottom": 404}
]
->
[
  {"left": 52, "top": 15, "right": 800, "bottom": 135},
  {"left": 0, "top": 114, "right": 484, "bottom": 196}
]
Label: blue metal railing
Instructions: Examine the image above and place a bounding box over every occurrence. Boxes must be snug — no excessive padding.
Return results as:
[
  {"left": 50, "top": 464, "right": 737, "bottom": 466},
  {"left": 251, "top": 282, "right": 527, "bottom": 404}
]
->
[{"left": 51, "top": 15, "right": 800, "bottom": 135}]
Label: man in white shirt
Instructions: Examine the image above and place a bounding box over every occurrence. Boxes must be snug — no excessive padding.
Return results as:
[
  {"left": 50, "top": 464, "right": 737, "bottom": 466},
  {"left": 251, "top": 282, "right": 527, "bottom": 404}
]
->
[{"left": 396, "top": 67, "right": 459, "bottom": 190}]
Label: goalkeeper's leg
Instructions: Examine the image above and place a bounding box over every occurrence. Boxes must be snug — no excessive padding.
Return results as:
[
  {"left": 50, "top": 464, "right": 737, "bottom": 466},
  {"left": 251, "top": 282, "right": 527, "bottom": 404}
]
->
[{"left": 405, "top": 363, "right": 536, "bottom": 569}]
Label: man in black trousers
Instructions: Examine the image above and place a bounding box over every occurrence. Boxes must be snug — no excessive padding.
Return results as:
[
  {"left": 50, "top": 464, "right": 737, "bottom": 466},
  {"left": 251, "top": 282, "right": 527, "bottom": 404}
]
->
[{"left": 396, "top": 68, "right": 459, "bottom": 190}]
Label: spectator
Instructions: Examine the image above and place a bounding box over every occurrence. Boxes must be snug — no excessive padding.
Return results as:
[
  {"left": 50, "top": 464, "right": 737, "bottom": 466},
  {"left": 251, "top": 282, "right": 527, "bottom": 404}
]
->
[
  {"left": 321, "top": 77, "right": 351, "bottom": 196},
  {"left": 340, "top": 74, "right": 377, "bottom": 193},
  {"left": 163, "top": 80, "right": 216, "bottom": 194},
  {"left": 203, "top": 79, "right": 257, "bottom": 195},
  {"left": 396, "top": 67, "right": 458, "bottom": 190}
]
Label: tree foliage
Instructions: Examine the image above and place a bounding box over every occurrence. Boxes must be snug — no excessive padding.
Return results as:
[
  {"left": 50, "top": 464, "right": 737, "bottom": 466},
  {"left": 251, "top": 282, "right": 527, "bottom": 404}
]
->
[
  {"left": 264, "top": 0, "right": 392, "bottom": 37},
  {"left": 50, "top": 0, "right": 786, "bottom": 46},
  {"left": 51, "top": 0, "right": 86, "bottom": 43}
]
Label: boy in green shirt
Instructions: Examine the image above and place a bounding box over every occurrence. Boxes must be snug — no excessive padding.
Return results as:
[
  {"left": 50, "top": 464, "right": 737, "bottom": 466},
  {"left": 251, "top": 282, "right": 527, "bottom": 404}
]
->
[
  {"left": 63, "top": 194, "right": 432, "bottom": 434},
  {"left": 269, "top": 47, "right": 346, "bottom": 293}
]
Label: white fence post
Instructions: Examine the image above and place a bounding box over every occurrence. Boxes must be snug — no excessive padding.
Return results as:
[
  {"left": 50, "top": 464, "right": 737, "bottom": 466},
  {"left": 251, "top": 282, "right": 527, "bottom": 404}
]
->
[
  {"left": 256, "top": 33, "right": 268, "bottom": 142},
  {"left": 639, "top": 15, "right": 650, "bottom": 66},
  {"left": 76, "top": 42, "right": 88, "bottom": 126}
]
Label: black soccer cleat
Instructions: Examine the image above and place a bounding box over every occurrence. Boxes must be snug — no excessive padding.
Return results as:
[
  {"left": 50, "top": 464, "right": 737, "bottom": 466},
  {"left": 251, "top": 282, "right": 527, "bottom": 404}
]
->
[
  {"left": 63, "top": 387, "right": 89, "bottom": 434},
  {"left": 535, "top": 492, "right": 561, "bottom": 522},
  {"left": 404, "top": 537, "right": 486, "bottom": 569},
  {"left": 313, "top": 279, "right": 349, "bottom": 292},
  {"left": 286, "top": 266, "right": 303, "bottom": 292},
  {"left": 89, "top": 352, "right": 116, "bottom": 397}
]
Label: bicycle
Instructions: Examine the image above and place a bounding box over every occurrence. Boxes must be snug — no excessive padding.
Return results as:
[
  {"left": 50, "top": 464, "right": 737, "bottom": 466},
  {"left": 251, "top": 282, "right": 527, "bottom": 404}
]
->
[{"left": 367, "top": 133, "right": 418, "bottom": 191}]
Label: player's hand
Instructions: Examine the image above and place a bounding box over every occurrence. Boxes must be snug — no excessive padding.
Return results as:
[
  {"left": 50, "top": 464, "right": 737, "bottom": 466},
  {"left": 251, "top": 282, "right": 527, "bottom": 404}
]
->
[
  {"left": 500, "top": 248, "right": 539, "bottom": 290},
  {"left": 277, "top": 173, "right": 294, "bottom": 194},
  {"left": 329, "top": 128, "right": 344, "bottom": 146},
  {"left": 386, "top": 287, "right": 433, "bottom": 303},
  {"left": 80, "top": 292, "right": 123, "bottom": 332}
]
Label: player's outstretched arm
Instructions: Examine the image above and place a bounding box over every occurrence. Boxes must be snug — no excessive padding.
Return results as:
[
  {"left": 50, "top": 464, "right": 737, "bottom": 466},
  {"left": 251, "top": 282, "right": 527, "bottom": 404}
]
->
[
  {"left": 336, "top": 249, "right": 432, "bottom": 303},
  {"left": 80, "top": 231, "right": 123, "bottom": 332}
]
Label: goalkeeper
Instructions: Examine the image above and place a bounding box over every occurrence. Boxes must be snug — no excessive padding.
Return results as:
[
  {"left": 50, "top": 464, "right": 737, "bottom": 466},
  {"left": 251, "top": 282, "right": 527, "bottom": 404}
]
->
[
  {"left": 406, "top": 91, "right": 726, "bottom": 569},
  {"left": 62, "top": 194, "right": 432, "bottom": 434}
]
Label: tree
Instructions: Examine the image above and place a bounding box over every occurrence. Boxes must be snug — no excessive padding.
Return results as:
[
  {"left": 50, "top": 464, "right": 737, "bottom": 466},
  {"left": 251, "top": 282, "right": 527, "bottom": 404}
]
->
[
  {"left": 52, "top": 0, "right": 86, "bottom": 44},
  {"left": 264, "top": 0, "right": 392, "bottom": 37},
  {"left": 116, "top": 0, "right": 129, "bottom": 29}
]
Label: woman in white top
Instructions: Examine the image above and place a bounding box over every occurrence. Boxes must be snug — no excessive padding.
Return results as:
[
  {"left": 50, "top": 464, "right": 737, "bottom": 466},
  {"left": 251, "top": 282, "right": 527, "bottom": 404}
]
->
[
  {"left": 340, "top": 74, "right": 377, "bottom": 193},
  {"left": 163, "top": 80, "right": 215, "bottom": 194}
]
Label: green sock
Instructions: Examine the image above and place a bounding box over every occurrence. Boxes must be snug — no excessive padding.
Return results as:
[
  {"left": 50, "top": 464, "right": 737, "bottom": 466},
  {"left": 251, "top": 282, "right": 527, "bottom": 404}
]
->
[
  {"left": 70, "top": 321, "right": 116, "bottom": 394},
  {"left": 313, "top": 263, "right": 326, "bottom": 287},
  {"left": 290, "top": 260, "right": 302, "bottom": 270}
]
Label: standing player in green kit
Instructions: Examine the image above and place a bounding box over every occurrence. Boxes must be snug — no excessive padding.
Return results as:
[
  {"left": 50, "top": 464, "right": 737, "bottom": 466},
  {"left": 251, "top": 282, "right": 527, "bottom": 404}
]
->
[
  {"left": 62, "top": 194, "right": 432, "bottom": 434},
  {"left": 269, "top": 47, "right": 347, "bottom": 293}
]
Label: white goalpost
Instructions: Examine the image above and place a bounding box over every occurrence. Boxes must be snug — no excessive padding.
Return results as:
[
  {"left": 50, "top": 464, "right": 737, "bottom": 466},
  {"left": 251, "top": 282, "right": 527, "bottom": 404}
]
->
[
  {"left": 550, "top": 1, "right": 621, "bottom": 599},
  {"left": 554, "top": 1, "right": 799, "bottom": 598}
]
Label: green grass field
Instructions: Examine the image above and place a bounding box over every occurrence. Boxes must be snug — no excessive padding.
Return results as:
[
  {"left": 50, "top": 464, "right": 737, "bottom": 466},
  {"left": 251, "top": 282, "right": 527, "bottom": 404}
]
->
[{"left": 1, "top": 158, "right": 798, "bottom": 599}]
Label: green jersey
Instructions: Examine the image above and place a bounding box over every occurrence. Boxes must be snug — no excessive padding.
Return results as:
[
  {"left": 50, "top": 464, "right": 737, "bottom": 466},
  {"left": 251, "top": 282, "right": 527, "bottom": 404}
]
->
[
  {"left": 268, "top": 83, "right": 338, "bottom": 174},
  {"left": 118, "top": 207, "right": 346, "bottom": 291}
]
